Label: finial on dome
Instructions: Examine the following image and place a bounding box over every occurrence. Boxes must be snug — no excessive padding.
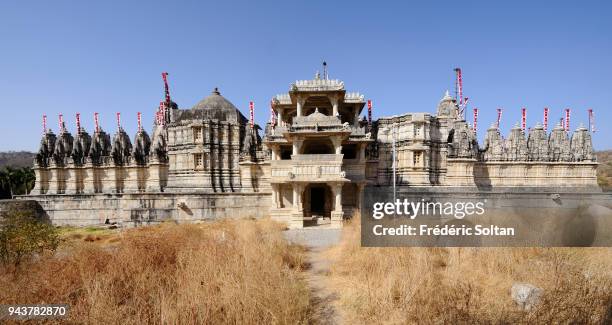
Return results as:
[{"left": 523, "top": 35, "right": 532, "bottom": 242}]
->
[
  {"left": 443, "top": 90, "right": 452, "bottom": 100},
  {"left": 212, "top": 87, "right": 220, "bottom": 95}
]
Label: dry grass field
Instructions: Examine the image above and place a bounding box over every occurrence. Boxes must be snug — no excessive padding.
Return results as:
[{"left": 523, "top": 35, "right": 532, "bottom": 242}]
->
[
  {"left": 1, "top": 216, "right": 611, "bottom": 324},
  {"left": 325, "top": 218, "right": 612, "bottom": 324},
  {"left": 0, "top": 219, "right": 311, "bottom": 324}
]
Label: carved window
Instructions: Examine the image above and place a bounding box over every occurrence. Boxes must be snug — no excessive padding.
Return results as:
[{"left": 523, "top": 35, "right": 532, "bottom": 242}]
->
[
  {"left": 414, "top": 125, "right": 421, "bottom": 137},
  {"left": 194, "top": 153, "right": 203, "bottom": 169},
  {"left": 193, "top": 127, "right": 202, "bottom": 142},
  {"left": 413, "top": 151, "right": 421, "bottom": 166}
]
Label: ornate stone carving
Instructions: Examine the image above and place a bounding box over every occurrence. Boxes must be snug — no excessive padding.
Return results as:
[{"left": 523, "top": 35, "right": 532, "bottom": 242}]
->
[
  {"left": 482, "top": 124, "right": 505, "bottom": 161},
  {"left": 448, "top": 120, "right": 478, "bottom": 158},
  {"left": 111, "top": 128, "right": 132, "bottom": 166},
  {"left": 436, "top": 90, "right": 459, "bottom": 119},
  {"left": 527, "top": 123, "right": 548, "bottom": 161},
  {"left": 71, "top": 128, "right": 92, "bottom": 166},
  {"left": 88, "top": 129, "right": 111, "bottom": 165},
  {"left": 52, "top": 126, "right": 74, "bottom": 166},
  {"left": 570, "top": 124, "right": 595, "bottom": 162},
  {"left": 35, "top": 130, "right": 56, "bottom": 167},
  {"left": 150, "top": 126, "right": 167, "bottom": 163},
  {"left": 133, "top": 129, "right": 151, "bottom": 165},
  {"left": 548, "top": 122, "right": 571, "bottom": 162},
  {"left": 504, "top": 123, "right": 528, "bottom": 161}
]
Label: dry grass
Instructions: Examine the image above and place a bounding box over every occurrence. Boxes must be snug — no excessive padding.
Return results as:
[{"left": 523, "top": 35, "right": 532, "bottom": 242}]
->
[
  {"left": 326, "top": 217, "right": 612, "bottom": 324},
  {"left": 0, "top": 219, "right": 310, "bottom": 324}
]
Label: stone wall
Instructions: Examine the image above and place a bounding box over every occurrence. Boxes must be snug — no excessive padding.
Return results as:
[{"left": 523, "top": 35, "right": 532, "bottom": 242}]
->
[
  {"left": 0, "top": 199, "right": 47, "bottom": 222},
  {"left": 19, "top": 192, "right": 271, "bottom": 227}
]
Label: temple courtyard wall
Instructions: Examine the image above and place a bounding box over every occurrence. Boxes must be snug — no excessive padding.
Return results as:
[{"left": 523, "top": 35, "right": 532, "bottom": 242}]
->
[{"left": 8, "top": 193, "right": 271, "bottom": 227}]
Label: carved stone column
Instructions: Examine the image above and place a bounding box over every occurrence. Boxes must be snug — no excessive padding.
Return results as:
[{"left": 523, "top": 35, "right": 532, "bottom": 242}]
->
[
  {"left": 292, "top": 138, "right": 304, "bottom": 155},
  {"left": 330, "top": 136, "right": 343, "bottom": 155},
  {"left": 296, "top": 95, "right": 306, "bottom": 117},
  {"left": 329, "top": 94, "right": 339, "bottom": 116},
  {"left": 330, "top": 182, "right": 344, "bottom": 228}
]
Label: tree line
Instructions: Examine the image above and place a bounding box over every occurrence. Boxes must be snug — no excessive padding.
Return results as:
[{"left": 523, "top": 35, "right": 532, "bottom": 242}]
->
[{"left": 0, "top": 167, "right": 35, "bottom": 199}]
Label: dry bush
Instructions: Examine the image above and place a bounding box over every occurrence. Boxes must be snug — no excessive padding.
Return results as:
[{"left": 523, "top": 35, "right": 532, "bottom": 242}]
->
[
  {"left": 327, "top": 217, "right": 612, "bottom": 324},
  {"left": 0, "top": 219, "right": 310, "bottom": 324}
]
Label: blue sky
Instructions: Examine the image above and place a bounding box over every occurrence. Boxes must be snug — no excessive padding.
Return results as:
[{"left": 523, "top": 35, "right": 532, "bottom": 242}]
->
[{"left": 1, "top": 0, "right": 610, "bottom": 151}]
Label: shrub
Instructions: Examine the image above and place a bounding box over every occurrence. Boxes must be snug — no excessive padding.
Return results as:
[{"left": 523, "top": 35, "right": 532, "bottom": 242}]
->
[{"left": 0, "top": 209, "right": 59, "bottom": 268}]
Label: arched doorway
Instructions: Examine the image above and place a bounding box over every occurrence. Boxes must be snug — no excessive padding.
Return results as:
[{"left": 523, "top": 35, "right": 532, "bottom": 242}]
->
[{"left": 302, "top": 183, "right": 332, "bottom": 226}]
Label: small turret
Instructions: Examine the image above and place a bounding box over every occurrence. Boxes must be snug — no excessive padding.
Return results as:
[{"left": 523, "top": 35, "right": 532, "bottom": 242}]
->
[
  {"left": 548, "top": 122, "right": 571, "bottom": 162},
  {"left": 71, "top": 128, "right": 92, "bottom": 165},
  {"left": 111, "top": 128, "right": 132, "bottom": 166},
  {"left": 505, "top": 123, "right": 528, "bottom": 161},
  {"left": 52, "top": 124, "right": 74, "bottom": 166},
  {"left": 448, "top": 120, "right": 478, "bottom": 158},
  {"left": 436, "top": 90, "right": 459, "bottom": 119},
  {"left": 133, "top": 129, "right": 151, "bottom": 165},
  {"left": 527, "top": 123, "right": 548, "bottom": 161},
  {"left": 35, "top": 129, "right": 56, "bottom": 167},
  {"left": 482, "top": 123, "right": 505, "bottom": 161},
  {"left": 570, "top": 124, "right": 595, "bottom": 162},
  {"left": 88, "top": 127, "right": 112, "bottom": 165}
]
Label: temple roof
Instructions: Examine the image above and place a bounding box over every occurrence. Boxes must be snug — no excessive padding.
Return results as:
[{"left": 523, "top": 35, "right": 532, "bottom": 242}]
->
[{"left": 175, "top": 88, "right": 247, "bottom": 123}]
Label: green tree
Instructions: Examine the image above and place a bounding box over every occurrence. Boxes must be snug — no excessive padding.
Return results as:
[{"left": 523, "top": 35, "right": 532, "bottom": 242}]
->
[
  {"left": 3, "top": 167, "right": 16, "bottom": 197},
  {"left": 22, "top": 168, "right": 35, "bottom": 194},
  {"left": 0, "top": 209, "right": 59, "bottom": 268},
  {"left": 0, "top": 168, "right": 11, "bottom": 198}
]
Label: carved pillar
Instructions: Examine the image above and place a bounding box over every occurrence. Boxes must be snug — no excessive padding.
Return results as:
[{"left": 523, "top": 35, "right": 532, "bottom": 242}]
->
[
  {"left": 296, "top": 95, "right": 306, "bottom": 117},
  {"left": 330, "top": 182, "right": 344, "bottom": 228},
  {"left": 278, "top": 108, "right": 284, "bottom": 125},
  {"left": 354, "top": 104, "right": 360, "bottom": 127},
  {"left": 358, "top": 143, "right": 366, "bottom": 162},
  {"left": 329, "top": 94, "right": 339, "bottom": 116},
  {"left": 292, "top": 138, "right": 304, "bottom": 155},
  {"left": 292, "top": 183, "right": 303, "bottom": 211},
  {"left": 330, "top": 136, "right": 343, "bottom": 155},
  {"left": 333, "top": 183, "right": 343, "bottom": 212}
]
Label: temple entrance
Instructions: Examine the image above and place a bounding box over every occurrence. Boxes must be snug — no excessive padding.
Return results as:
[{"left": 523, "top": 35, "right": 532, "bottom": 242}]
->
[
  {"left": 303, "top": 183, "right": 332, "bottom": 226},
  {"left": 310, "top": 187, "right": 325, "bottom": 213}
]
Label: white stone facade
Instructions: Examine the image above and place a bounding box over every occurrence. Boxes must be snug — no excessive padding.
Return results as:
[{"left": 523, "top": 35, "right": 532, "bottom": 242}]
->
[{"left": 27, "top": 76, "right": 599, "bottom": 228}]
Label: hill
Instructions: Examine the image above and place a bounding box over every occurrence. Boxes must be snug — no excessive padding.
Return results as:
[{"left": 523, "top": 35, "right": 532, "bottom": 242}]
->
[
  {"left": 0, "top": 151, "right": 35, "bottom": 168},
  {"left": 596, "top": 150, "right": 612, "bottom": 190}
]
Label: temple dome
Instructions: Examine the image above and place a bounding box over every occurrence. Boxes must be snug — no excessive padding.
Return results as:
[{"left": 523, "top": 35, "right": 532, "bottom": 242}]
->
[
  {"left": 175, "top": 88, "right": 247, "bottom": 123},
  {"left": 191, "top": 88, "right": 239, "bottom": 112}
]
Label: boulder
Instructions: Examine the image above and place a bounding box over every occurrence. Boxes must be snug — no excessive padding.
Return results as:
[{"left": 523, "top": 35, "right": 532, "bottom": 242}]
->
[{"left": 511, "top": 282, "right": 543, "bottom": 311}]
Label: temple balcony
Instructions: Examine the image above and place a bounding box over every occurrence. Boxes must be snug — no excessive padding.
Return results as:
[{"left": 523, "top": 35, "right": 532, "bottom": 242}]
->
[
  {"left": 270, "top": 154, "right": 348, "bottom": 183},
  {"left": 270, "top": 153, "right": 368, "bottom": 183}
]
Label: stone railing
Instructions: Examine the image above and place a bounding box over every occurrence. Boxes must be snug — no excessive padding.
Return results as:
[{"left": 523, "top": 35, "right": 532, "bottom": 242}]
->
[
  {"left": 344, "top": 92, "right": 365, "bottom": 102},
  {"left": 273, "top": 93, "right": 292, "bottom": 105},
  {"left": 270, "top": 154, "right": 346, "bottom": 181},
  {"left": 292, "top": 79, "right": 344, "bottom": 91}
]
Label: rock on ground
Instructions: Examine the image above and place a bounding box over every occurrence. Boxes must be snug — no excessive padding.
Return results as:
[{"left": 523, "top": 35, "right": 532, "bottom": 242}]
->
[{"left": 511, "top": 282, "right": 543, "bottom": 311}]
